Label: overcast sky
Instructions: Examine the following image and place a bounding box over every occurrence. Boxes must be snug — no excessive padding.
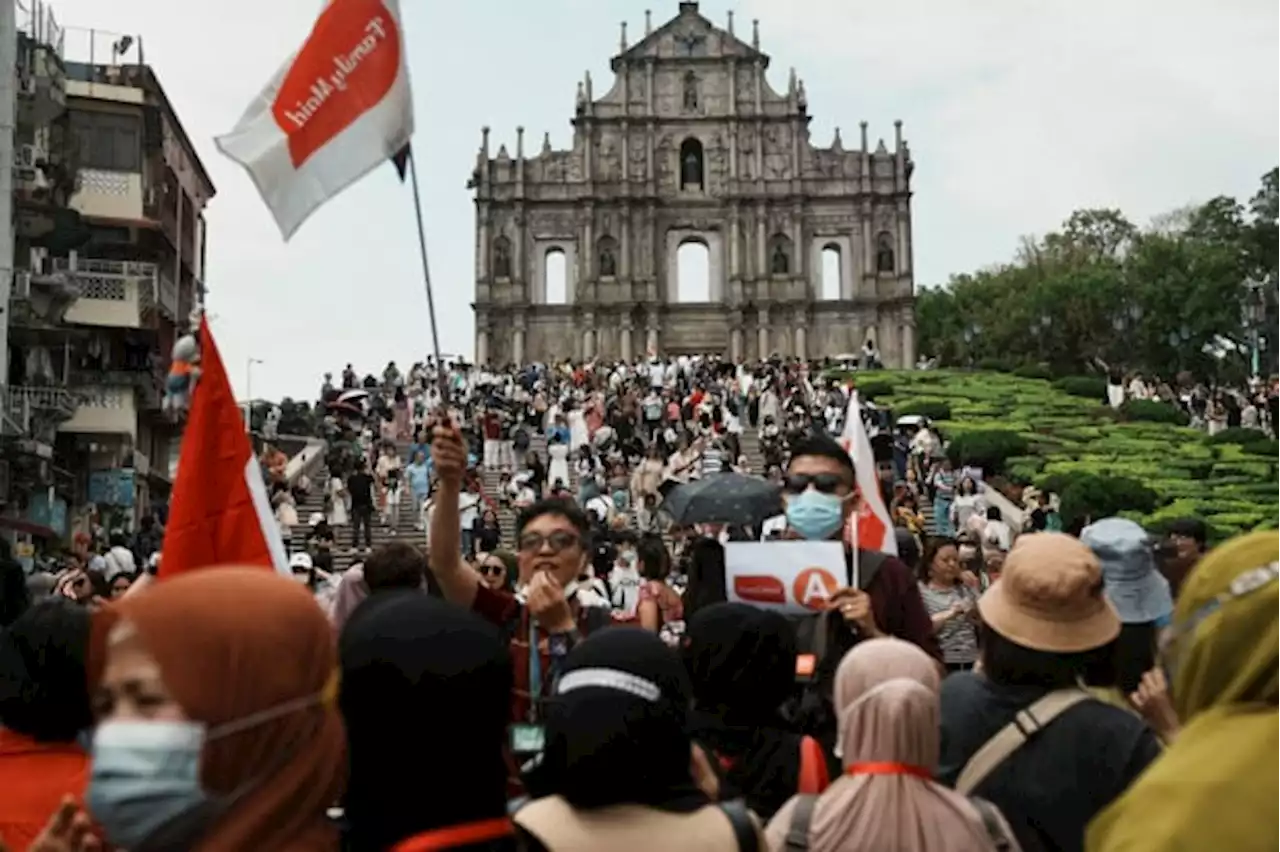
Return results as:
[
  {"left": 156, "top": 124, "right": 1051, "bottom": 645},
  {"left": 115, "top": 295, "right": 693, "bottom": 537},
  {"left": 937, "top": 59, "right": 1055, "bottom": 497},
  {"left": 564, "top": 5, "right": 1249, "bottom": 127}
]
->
[{"left": 46, "top": 0, "right": 1279, "bottom": 401}]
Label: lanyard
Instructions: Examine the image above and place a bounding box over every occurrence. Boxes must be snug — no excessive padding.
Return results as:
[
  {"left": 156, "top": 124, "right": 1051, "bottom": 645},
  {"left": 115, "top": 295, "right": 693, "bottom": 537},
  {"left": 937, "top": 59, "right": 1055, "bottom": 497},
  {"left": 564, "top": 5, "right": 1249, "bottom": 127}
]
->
[
  {"left": 391, "top": 817, "right": 515, "bottom": 852},
  {"left": 845, "top": 761, "right": 933, "bottom": 780},
  {"left": 527, "top": 617, "right": 542, "bottom": 723}
]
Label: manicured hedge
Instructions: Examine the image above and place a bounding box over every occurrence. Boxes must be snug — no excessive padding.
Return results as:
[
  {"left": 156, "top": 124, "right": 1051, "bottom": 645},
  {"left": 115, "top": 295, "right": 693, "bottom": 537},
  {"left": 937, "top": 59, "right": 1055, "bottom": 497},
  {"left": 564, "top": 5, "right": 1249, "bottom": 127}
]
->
[
  {"left": 1053, "top": 376, "right": 1107, "bottom": 400},
  {"left": 1012, "top": 363, "right": 1054, "bottom": 380},
  {"left": 896, "top": 399, "right": 952, "bottom": 421},
  {"left": 1119, "top": 398, "right": 1189, "bottom": 426},
  {"left": 873, "top": 368, "right": 1277, "bottom": 541},
  {"left": 854, "top": 379, "right": 895, "bottom": 400}
]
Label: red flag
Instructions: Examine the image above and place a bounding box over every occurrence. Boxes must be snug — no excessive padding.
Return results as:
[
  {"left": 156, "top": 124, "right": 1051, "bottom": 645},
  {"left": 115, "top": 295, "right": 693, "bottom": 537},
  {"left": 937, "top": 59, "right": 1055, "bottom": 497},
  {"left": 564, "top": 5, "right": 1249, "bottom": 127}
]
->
[{"left": 158, "top": 318, "right": 289, "bottom": 580}]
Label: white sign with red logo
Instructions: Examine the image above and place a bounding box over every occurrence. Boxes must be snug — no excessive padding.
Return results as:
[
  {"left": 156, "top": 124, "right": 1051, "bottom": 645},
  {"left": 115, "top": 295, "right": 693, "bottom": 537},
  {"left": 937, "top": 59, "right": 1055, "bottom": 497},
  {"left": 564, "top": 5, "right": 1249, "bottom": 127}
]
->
[{"left": 724, "top": 541, "right": 848, "bottom": 615}]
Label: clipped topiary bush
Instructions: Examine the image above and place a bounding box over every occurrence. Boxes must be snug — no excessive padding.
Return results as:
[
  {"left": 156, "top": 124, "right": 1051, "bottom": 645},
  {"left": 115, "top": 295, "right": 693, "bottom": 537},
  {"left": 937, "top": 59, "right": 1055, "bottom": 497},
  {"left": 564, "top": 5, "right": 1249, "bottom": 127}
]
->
[
  {"left": 1052, "top": 376, "right": 1107, "bottom": 400},
  {"left": 1207, "top": 426, "right": 1262, "bottom": 446},
  {"left": 897, "top": 399, "right": 952, "bottom": 421},
  {"left": 947, "top": 430, "right": 1030, "bottom": 474},
  {"left": 854, "top": 379, "right": 895, "bottom": 400},
  {"left": 1013, "top": 363, "right": 1054, "bottom": 381},
  {"left": 1119, "top": 399, "right": 1189, "bottom": 426},
  {"left": 1039, "top": 471, "right": 1160, "bottom": 531},
  {"left": 977, "top": 357, "right": 1015, "bottom": 372}
]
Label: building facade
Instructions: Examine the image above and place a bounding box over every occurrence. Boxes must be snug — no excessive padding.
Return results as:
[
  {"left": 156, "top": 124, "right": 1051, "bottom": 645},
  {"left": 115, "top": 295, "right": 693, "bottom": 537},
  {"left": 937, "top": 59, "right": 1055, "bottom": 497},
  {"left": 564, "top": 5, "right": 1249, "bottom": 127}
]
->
[
  {"left": 471, "top": 1, "right": 916, "bottom": 367},
  {"left": 3, "top": 12, "right": 213, "bottom": 548}
]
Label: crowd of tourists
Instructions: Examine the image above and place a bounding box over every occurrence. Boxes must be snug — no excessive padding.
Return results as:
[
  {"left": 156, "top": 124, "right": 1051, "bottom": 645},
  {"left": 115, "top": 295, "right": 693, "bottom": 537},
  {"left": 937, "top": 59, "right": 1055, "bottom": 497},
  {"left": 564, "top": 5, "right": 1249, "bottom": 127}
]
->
[
  {"left": 0, "top": 352, "right": 1274, "bottom": 852},
  {"left": 1103, "top": 366, "right": 1279, "bottom": 436}
]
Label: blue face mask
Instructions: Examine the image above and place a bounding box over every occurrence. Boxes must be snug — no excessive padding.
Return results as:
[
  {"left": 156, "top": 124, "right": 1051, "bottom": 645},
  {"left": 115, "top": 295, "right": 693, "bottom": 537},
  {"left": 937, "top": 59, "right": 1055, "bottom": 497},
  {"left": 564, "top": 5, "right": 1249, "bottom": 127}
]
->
[
  {"left": 785, "top": 489, "right": 846, "bottom": 541},
  {"left": 86, "top": 720, "right": 218, "bottom": 851}
]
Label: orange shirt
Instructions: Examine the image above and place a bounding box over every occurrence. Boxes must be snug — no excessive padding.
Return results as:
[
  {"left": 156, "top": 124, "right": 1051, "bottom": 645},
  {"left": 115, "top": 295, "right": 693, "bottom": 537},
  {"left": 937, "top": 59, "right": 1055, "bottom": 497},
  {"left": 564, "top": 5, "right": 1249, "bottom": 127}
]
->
[{"left": 0, "top": 728, "right": 90, "bottom": 850}]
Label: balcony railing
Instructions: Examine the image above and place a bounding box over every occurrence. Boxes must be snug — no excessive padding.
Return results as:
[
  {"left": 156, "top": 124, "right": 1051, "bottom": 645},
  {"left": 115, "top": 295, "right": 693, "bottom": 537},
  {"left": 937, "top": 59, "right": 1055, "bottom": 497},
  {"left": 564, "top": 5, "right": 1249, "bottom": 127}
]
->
[
  {"left": 53, "top": 255, "right": 179, "bottom": 325},
  {"left": 6, "top": 384, "right": 79, "bottom": 434}
]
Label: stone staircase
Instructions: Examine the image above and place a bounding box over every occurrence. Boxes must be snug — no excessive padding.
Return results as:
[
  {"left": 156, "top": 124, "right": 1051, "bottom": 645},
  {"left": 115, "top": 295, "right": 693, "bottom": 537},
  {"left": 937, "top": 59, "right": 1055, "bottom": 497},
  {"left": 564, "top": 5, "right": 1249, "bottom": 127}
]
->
[
  {"left": 475, "top": 431, "right": 580, "bottom": 549},
  {"left": 291, "top": 449, "right": 423, "bottom": 574}
]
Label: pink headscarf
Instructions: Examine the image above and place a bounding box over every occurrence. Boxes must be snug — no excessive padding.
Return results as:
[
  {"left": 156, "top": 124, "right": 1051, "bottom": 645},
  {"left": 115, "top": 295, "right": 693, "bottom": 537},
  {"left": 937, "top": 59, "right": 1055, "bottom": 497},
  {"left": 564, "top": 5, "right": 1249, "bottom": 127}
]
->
[{"left": 765, "top": 638, "right": 1020, "bottom": 852}]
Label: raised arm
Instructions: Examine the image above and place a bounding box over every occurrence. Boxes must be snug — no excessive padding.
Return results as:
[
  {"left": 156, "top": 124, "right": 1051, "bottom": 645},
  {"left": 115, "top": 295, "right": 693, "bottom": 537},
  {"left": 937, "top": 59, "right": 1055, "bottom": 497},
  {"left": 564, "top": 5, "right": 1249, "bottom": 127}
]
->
[{"left": 427, "top": 416, "right": 479, "bottom": 609}]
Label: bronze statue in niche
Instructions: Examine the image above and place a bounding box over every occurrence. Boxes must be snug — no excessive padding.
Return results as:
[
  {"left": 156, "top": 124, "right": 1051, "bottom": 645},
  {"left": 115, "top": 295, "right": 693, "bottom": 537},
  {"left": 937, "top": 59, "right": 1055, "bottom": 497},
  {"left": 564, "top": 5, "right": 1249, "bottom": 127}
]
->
[
  {"left": 493, "top": 236, "right": 512, "bottom": 279},
  {"left": 876, "top": 233, "right": 895, "bottom": 273}
]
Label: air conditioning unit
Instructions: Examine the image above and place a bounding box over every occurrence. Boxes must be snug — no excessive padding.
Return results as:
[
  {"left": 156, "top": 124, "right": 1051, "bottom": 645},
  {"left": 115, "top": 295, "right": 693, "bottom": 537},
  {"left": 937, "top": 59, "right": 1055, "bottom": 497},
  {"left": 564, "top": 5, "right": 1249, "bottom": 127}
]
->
[
  {"left": 16, "top": 144, "right": 36, "bottom": 168},
  {"left": 13, "top": 270, "right": 31, "bottom": 299},
  {"left": 18, "top": 76, "right": 37, "bottom": 97}
]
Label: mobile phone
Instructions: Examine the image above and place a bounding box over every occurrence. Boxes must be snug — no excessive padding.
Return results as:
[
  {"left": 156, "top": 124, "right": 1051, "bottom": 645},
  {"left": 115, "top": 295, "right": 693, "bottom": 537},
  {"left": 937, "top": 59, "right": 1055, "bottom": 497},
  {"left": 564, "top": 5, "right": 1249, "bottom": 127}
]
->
[{"left": 509, "top": 723, "right": 545, "bottom": 754}]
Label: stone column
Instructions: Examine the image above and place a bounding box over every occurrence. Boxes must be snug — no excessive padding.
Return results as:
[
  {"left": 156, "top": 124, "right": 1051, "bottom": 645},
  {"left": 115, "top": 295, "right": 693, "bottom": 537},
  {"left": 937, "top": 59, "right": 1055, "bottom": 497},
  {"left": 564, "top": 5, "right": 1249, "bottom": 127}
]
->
[
  {"left": 730, "top": 310, "right": 743, "bottom": 361},
  {"left": 513, "top": 314, "right": 526, "bottom": 364},
  {"left": 646, "top": 322, "right": 659, "bottom": 357},
  {"left": 729, "top": 205, "right": 741, "bottom": 279},
  {"left": 757, "top": 306, "right": 770, "bottom": 357},
  {"left": 755, "top": 207, "right": 767, "bottom": 283},
  {"left": 477, "top": 203, "right": 490, "bottom": 279},
  {"left": 902, "top": 312, "right": 916, "bottom": 369},
  {"left": 621, "top": 315, "right": 633, "bottom": 362},
  {"left": 476, "top": 326, "right": 490, "bottom": 367},
  {"left": 795, "top": 324, "right": 806, "bottom": 359}
]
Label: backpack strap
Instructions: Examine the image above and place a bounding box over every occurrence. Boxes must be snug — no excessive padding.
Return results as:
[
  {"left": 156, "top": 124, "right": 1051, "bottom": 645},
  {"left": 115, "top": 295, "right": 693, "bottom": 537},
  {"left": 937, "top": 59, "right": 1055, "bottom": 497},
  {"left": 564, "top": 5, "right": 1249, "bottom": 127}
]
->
[
  {"left": 796, "top": 736, "right": 830, "bottom": 795},
  {"left": 970, "top": 798, "right": 1017, "bottom": 852},
  {"left": 784, "top": 794, "right": 818, "bottom": 851},
  {"left": 954, "top": 689, "right": 1090, "bottom": 795},
  {"left": 717, "top": 798, "right": 759, "bottom": 852}
]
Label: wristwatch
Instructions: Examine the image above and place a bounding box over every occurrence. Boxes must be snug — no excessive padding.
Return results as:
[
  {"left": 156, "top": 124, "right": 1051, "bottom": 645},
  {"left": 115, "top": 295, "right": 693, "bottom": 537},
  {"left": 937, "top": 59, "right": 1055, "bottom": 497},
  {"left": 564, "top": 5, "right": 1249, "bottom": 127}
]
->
[{"left": 548, "top": 627, "right": 582, "bottom": 658}]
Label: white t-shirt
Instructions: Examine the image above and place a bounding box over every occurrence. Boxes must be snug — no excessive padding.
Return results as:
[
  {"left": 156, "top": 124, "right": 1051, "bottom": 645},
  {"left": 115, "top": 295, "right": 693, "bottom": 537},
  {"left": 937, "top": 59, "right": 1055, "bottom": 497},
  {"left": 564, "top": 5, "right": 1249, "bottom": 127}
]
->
[{"left": 458, "top": 492, "right": 481, "bottom": 529}]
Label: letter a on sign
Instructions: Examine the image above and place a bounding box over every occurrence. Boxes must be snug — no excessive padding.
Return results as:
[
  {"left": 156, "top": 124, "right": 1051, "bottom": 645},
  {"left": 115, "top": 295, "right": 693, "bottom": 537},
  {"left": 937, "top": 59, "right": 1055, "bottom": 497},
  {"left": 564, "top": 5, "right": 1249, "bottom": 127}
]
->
[{"left": 215, "top": 0, "right": 414, "bottom": 239}]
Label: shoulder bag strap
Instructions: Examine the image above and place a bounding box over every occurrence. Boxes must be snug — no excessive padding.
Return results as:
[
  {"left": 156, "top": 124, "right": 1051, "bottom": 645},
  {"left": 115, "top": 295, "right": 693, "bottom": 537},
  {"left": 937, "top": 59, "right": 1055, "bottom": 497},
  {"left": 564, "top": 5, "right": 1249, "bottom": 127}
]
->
[
  {"left": 784, "top": 794, "right": 818, "bottom": 852},
  {"left": 954, "top": 689, "right": 1091, "bottom": 795},
  {"left": 970, "top": 797, "right": 1017, "bottom": 852},
  {"left": 717, "top": 798, "right": 759, "bottom": 852}
]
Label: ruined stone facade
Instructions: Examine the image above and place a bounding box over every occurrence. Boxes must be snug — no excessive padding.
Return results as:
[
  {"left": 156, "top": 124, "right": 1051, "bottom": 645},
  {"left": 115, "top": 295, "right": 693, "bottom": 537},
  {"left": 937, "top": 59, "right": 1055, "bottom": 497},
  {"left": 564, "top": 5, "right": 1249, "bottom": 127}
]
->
[{"left": 471, "top": 1, "right": 916, "bottom": 367}]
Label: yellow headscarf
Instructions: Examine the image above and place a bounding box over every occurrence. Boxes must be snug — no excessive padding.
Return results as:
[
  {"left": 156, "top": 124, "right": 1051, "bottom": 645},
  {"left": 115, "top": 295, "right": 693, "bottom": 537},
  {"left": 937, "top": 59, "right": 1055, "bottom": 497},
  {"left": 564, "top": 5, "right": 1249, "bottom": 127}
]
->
[{"left": 1085, "top": 531, "right": 1279, "bottom": 852}]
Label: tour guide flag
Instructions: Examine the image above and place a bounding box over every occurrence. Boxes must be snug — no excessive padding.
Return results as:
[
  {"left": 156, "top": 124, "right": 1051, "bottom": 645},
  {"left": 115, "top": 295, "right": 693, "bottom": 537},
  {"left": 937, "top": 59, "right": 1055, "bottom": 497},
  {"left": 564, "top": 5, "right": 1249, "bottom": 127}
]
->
[
  {"left": 840, "top": 392, "right": 898, "bottom": 556},
  {"left": 158, "top": 318, "right": 290, "bottom": 580},
  {"left": 214, "top": 0, "right": 414, "bottom": 239}
]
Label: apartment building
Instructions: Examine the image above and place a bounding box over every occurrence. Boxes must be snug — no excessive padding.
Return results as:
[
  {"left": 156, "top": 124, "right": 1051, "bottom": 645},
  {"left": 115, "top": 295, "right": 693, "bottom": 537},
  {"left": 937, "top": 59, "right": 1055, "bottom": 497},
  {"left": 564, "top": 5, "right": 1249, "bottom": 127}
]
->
[{"left": 3, "top": 8, "right": 214, "bottom": 555}]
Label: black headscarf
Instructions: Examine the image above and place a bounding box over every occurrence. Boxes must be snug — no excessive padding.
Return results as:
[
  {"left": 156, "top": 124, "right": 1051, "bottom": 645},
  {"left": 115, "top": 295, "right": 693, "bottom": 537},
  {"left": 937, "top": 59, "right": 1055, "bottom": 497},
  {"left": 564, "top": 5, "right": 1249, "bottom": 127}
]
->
[
  {"left": 525, "top": 627, "right": 706, "bottom": 813},
  {"left": 339, "top": 592, "right": 512, "bottom": 852},
  {"left": 0, "top": 598, "right": 93, "bottom": 742},
  {"left": 682, "top": 602, "right": 805, "bottom": 819}
]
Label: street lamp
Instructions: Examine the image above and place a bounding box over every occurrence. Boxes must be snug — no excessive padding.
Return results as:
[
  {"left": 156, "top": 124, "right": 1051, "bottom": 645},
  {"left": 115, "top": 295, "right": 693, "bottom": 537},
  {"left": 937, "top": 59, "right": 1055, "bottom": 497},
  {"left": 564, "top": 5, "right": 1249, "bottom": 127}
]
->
[{"left": 245, "top": 357, "right": 265, "bottom": 433}]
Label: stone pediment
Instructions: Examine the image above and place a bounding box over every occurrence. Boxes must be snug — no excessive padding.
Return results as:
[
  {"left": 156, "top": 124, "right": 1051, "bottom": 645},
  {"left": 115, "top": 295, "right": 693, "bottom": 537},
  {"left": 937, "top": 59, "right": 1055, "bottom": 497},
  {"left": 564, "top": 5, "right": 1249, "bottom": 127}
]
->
[{"left": 611, "top": 3, "right": 767, "bottom": 70}]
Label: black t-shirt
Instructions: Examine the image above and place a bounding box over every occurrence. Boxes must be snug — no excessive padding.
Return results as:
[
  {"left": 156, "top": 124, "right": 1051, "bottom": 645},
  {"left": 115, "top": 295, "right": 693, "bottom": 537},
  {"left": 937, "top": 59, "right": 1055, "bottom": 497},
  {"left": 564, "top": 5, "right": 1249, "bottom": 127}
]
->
[
  {"left": 937, "top": 672, "right": 1161, "bottom": 852},
  {"left": 347, "top": 473, "right": 375, "bottom": 509}
]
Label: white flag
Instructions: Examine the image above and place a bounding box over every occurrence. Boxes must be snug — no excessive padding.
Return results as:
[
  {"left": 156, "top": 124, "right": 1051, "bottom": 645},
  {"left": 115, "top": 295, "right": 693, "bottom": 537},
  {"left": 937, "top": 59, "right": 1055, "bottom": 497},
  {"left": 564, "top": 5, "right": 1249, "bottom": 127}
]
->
[
  {"left": 840, "top": 392, "right": 898, "bottom": 556},
  {"left": 215, "top": 0, "right": 414, "bottom": 239}
]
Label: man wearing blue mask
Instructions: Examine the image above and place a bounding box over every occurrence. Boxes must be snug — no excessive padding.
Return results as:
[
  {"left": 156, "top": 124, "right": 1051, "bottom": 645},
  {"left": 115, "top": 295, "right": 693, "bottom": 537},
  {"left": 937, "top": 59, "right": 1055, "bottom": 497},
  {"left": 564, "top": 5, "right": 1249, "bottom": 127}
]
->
[{"left": 782, "top": 433, "right": 941, "bottom": 664}]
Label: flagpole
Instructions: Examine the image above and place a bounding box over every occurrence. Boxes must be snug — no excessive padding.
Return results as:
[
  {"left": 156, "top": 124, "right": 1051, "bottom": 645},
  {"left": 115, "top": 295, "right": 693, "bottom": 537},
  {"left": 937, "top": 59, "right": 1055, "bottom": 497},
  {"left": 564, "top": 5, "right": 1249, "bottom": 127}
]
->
[{"left": 405, "top": 144, "right": 450, "bottom": 401}]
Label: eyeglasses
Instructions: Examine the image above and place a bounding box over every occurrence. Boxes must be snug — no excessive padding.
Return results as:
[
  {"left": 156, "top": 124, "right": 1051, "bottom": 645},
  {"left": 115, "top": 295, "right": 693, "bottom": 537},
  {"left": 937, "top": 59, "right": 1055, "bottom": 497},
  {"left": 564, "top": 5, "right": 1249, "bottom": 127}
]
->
[
  {"left": 518, "top": 530, "right": 581, "bottom": 554},
  {"left": 783, "top": 472, "right": 849, "bottom": 495}
]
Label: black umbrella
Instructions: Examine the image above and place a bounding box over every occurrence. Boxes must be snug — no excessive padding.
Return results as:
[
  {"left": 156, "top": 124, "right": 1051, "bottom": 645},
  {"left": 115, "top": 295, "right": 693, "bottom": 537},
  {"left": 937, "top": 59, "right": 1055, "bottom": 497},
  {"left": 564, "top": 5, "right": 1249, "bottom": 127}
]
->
[{"left": 660, "top": 473, "right": 784, "bottom": 527}]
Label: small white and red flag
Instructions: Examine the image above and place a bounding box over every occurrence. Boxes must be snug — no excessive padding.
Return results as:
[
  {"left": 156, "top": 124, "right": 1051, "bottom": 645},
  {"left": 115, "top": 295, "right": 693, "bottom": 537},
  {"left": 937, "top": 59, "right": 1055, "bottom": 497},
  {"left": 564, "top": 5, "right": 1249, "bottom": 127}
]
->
[
  {"left": 158, "top": 318, "right": 289, "bottom": 580},
  {"left": 839, "top": 393, "right": 898, "bottom": 558},
  {"left": 215, "top": 0, "right": 414, "bottom": 239}
]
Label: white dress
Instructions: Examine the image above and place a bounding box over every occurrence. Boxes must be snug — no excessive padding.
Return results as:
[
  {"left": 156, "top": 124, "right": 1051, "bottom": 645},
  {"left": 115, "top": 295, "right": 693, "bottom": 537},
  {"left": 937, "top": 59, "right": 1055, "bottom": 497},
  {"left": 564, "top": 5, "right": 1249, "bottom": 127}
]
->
[
  {"left": 547, "top": 443, "right": 571, "bottom": 490},
  {"left": 326, "top": 476, "right": 349, "bottom": 526},
  {"left": 567, "top": 410, "right": 589, "bottom": 453}
]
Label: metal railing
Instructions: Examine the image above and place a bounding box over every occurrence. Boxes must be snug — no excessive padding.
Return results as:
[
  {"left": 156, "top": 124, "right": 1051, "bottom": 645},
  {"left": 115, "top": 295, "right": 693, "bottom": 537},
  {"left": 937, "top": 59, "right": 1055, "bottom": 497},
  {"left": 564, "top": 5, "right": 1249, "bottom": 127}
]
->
[
  {"left": 6, "top": 385, "right": 79, "bottom": 434},
  {"left": 50, "top": 255, "right": 177, "bottom": 321}
]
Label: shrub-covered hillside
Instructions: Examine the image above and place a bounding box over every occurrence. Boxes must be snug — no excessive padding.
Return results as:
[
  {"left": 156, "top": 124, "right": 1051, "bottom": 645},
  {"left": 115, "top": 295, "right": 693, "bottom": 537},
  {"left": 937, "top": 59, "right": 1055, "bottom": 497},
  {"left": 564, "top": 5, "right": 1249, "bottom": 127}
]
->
[{"left": 852, "top": 370, "right": 1278, "bottom": 541}]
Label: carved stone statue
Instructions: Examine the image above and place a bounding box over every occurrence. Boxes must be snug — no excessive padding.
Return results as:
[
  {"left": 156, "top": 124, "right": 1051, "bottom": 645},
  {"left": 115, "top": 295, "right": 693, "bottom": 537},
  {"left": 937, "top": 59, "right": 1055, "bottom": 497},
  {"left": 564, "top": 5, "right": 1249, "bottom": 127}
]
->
[
  {"left": 876, "top": 234, "right": 896, "bottom": 273},
  {"left": 493, "top": 237, "right": 512, "bottom": 278},
  {"left": 771, "top": 242, "right": 790, "bottom": 275},
  {"left": 682, "top": 72, "right": 699, "bottom": 111},
  {"left": 599, "top": 240, "right": 617, "bottom": 277}
]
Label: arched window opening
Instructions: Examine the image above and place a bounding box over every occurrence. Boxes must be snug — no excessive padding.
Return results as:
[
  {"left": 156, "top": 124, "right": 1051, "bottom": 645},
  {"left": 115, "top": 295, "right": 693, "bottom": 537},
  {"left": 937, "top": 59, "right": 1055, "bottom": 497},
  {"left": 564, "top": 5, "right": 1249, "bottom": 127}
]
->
[
  {"left": 492, "top": 235, "right": 512, "bottom": 279},
  {"left": 821, "top": 244, "right": 841, "bottom": 300},
  {"left": 679, "top": 137, "right": 704, "bottom": 191},
  {"left": 676, "top": 240, "right": 710, "bottom": 303},
  {"left": 597, "top": 235, "right": 618, "bottom": 279},
  {"left": 876, "top": 232, "right": 896, "bottom": 274},
  {"left": 769, "top": 234, "right": 792, "bottom": 276},
  {"left": 544, "top": 248, "right": 567, "bottom": 304}
]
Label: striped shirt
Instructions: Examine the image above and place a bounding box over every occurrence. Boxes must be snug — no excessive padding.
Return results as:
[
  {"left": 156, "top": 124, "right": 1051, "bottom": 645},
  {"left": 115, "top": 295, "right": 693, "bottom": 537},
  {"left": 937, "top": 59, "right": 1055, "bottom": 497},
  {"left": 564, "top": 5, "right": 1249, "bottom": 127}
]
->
[
  {"left": 918, "top": 582, "right": 979, "bottom": 665},
  {"left": 700, "top": 447, "right": 725, "bottom": 476}
]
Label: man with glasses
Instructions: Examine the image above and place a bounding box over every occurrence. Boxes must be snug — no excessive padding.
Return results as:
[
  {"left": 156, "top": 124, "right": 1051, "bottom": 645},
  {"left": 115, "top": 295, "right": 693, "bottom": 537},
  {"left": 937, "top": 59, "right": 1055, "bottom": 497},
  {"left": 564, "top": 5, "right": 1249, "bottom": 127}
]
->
[{"left": 428, "top": 417, "right": 612, "bottom": 793}]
